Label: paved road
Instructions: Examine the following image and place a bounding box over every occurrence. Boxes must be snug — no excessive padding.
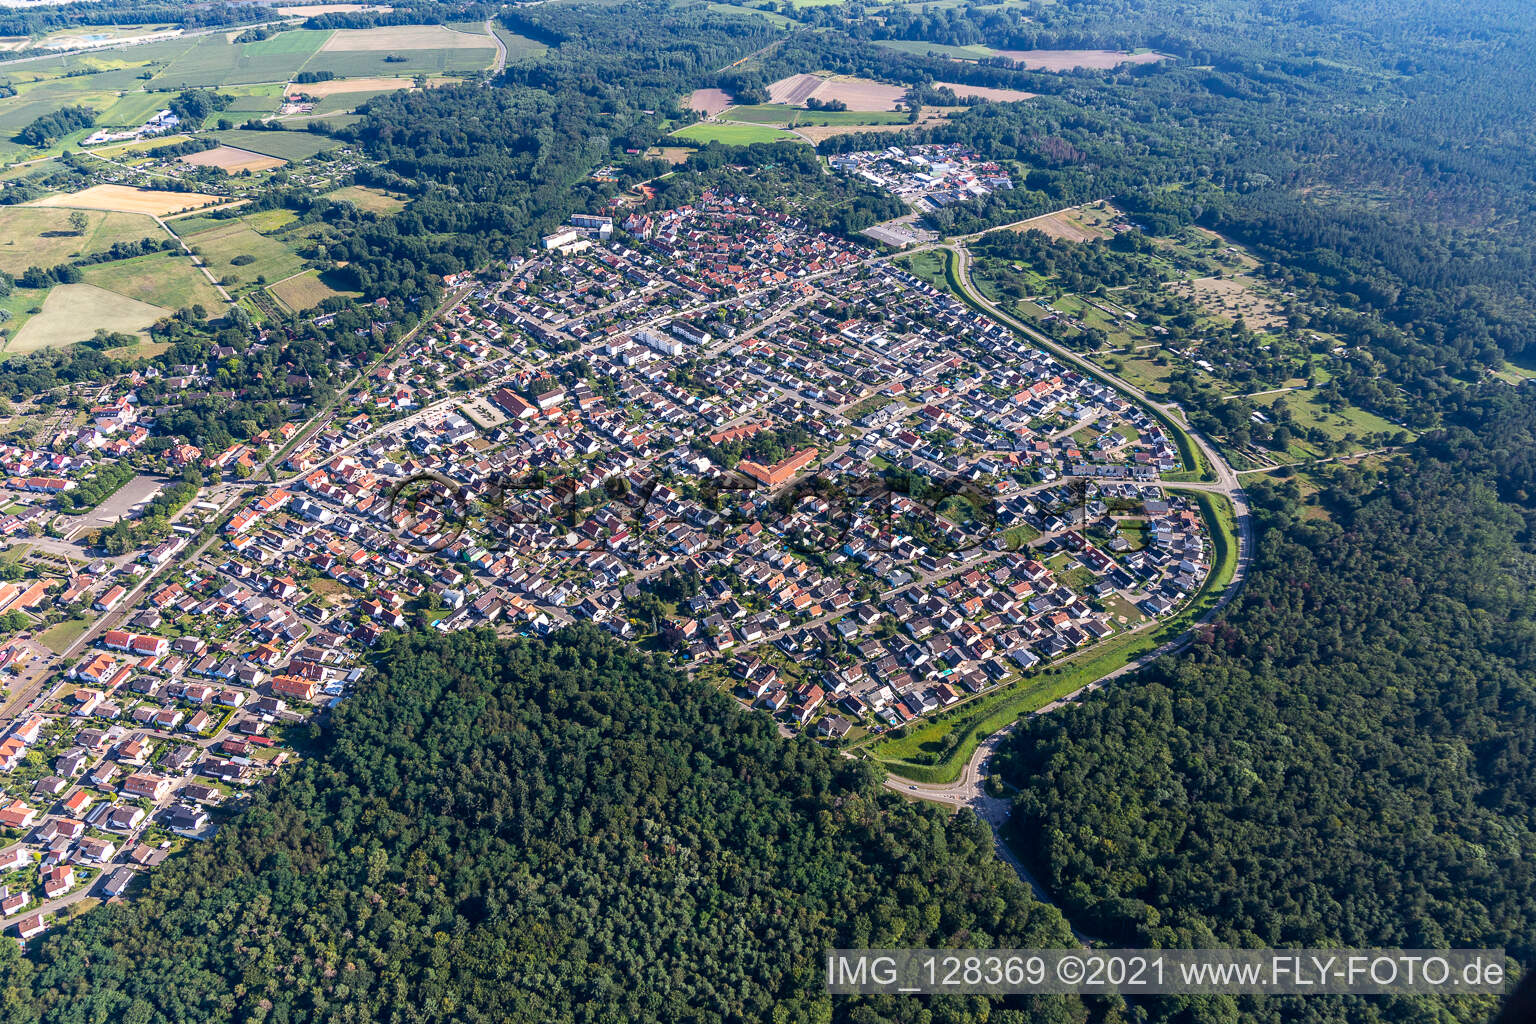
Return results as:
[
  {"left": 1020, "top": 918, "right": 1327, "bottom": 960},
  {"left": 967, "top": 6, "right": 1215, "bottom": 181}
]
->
[
  {"left": 0, "top": 490, "right": 244, "bottom": 723},
  {"left": 486, "top": 18, "right": 508, "bottom": 74}
]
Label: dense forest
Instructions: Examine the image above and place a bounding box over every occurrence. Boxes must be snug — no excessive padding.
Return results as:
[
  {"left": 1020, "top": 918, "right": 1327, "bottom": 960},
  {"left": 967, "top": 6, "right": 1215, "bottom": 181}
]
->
[
  {"left": 994, "top": 388, "right": 1536, "bottom": 1022},
  {"left": 0, "top": 627, "right": 1082, "bottom": 1024}
]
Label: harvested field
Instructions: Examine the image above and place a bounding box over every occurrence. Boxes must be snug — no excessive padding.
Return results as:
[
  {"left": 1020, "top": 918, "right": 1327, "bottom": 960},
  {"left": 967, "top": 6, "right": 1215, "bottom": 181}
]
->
[
  {"left": 766, "top": 74, "right": 823, "bottom": 106},
  {"left": 29, "top": 185, "right": 224, "bottom": 217},
  {"left": 811, "top": 75, "right": 907, "bottom": 110},
  {"left": 7, "top": 283, "right": 167, "bottom": 355},
  {"left": 934, "top": 81, "right": 1035, "bottom": 102},
  {"left": 766, "top": 73, "right": 905, "bottom": 111},
  {"left": 648, "top": 146, "right": 694, "bottom": 165},
  {"left": 1011, "top": 203, "right": 1119, "bottom": 243},
  {"left": 179, "top": 146, "right": 287, "bottom": 173},
  {"left": 320, "top": 25, "right": 492, "bottom": 51},
  {"left": 285, "top": 75, "right": 445, "bottom": 98},
  {"left": 1166, "top": 274, "right": 1287, "bottom": 331},
  {"left": 687, "top": 88, "right": 734, "bottom": 116},
  {"left": 992, "top": 48, "right": 1167, "bottom": 71}
]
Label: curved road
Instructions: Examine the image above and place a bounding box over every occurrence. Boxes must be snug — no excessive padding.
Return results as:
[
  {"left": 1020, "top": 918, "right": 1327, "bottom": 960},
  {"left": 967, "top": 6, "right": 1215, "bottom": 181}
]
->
[
  {"left": 486, "top": 18, "right": 509, "bottom": 75},
  {"left": 881, "top": 239, "right": 1256, "bottom": 925}
]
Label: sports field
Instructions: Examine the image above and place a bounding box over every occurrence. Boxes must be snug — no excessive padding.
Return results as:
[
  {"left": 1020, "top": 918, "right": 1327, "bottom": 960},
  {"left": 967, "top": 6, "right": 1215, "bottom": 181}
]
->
[
  {"left": 7, "top": 283, "right": 167, "bottom": 355},
  {"left": 29, "top": 185, "right": 225, "bottom": 217},
  {"left": 671, "top": 122, "right": 803, "bottom": 145},
  {"left": 0, "top": 207, "right": 161, "bottom": 275}
]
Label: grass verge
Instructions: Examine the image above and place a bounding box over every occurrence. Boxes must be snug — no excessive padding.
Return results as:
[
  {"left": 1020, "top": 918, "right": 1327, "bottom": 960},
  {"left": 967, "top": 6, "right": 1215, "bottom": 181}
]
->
[{"left": 943, "top": 245, "right": 1215, "bottom": 481}]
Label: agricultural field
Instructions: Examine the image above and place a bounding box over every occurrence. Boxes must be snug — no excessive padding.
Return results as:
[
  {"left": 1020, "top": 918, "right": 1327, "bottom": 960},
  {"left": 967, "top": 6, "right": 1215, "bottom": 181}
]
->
[
  {"left": 79, "top": 249, "right": 224, "bottom": 313},
  {"left": 0, "top": 65, "right": 153, "bottom": 161},
  {"left": 319, "top": 25, "right": 493, "bottom": 52},
  {"left": 150, "top": 29, "right": 333, "bottom": 89},
  {"left": 719, "top": 103, "right": 909, "bottom": 127},
  {"left": 303, "top": 48, "right": 496, "bottom": 77},
  {"left": 671, "top": 122, "right": 803, "bottom": 145},
  {"left": 6, "top": 283, "right": 167, "bottom": 355},
  {"left": 766, "top": 72, "right": 907, "bottom": 110},
  {"left": 29, "top": 185, "right": 225, "bottom": 216},
  {"left": 178, "top": 220, "right": 307, "bottom": 289},
  {"left": 0, "top": 207, "right": 161, "bottom": 275},
  {"left": 299, "top": 90, "right": 386, "bottom": 116},
  {"left": 197, "top": 86, "right": 286, "bottom": 127},
  {"left": 311, "top": 23, "right": 498, "bottom": 77},
  {"left": 268, "top": 269, "right": 359, "bottom": 313},
  {"left": 323, "top": 185, "right": 406, "bottom": 214},
  {"left": 242, "top": 208, "right": 301, "bottom": 233},
  {"left": 96, "top": 89, "right": 171, "bottom": 128},
  {"left": 209, "top": 128, "right": 342, "bottom": 161},
  {"left": 286, "top": 74, "right": 446, "bottom": 98},
  {"left": 179, "top": 146, "right": 287, "bottom": 174},
  {"left": 686, "top": 88, "right": 734, "bottom": 116}
]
